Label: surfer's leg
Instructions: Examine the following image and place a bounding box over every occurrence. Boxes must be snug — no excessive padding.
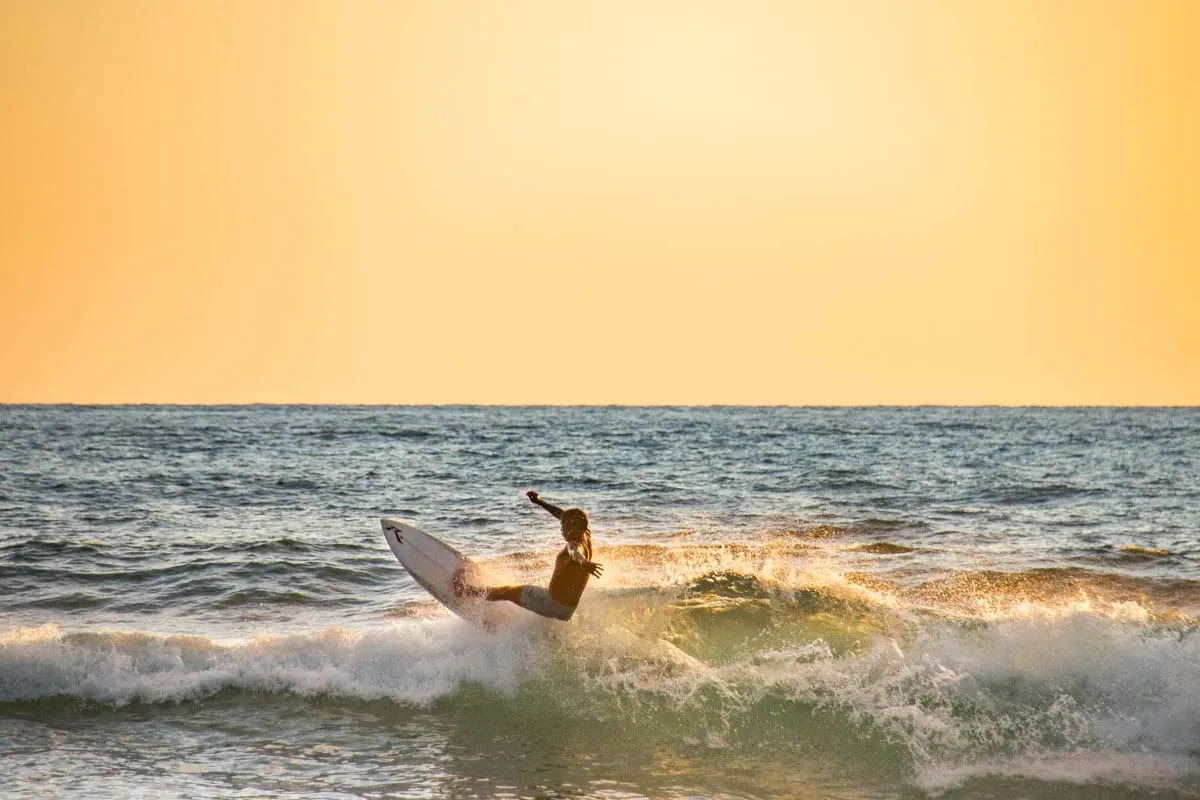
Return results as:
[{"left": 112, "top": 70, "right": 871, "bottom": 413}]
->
[
  {"left": 484, "top": 585, "right": 576, "bottom": 620},
  {"left": 485, "top": 585, "right": 525, "bottom": 604},
  {"left": 516, "top": 586, "right": 576, "bottom": 621}
]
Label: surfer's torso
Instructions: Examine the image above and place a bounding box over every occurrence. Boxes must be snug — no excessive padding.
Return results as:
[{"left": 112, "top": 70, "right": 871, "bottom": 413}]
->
[{"left": 548, "top": 532, "right": 593, "bottom": 607}]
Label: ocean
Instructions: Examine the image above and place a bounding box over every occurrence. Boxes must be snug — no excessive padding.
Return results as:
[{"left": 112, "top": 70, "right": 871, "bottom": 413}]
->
[{"left": 1, "top": 405, "right": 1197, "bottom": 799}]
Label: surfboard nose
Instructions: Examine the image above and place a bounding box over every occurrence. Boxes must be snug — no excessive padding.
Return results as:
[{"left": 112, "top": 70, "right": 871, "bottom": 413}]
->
[{"left": 381, "top": 517, "right": 409, "bottom": 535}]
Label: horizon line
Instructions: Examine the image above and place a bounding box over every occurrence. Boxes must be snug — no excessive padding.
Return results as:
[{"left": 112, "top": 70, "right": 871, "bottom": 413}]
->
[{"left": 2, "top": 402, "right": 1196, "bottom": 410}]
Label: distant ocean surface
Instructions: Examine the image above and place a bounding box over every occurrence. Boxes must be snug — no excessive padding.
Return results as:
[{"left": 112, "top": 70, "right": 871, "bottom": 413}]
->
[{"left": 1, "top": 405, "right": 1197, "bottom": 800}]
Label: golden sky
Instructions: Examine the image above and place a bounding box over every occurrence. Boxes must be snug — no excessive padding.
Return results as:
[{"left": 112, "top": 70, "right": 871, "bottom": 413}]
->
[{"left": 2, "top": 0, "right": 1197, "bottom": 404}]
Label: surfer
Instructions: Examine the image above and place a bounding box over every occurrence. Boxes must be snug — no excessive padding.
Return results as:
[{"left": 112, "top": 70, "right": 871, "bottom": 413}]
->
[{"left": 457, "top": 490, "right": 602, "bottom": 621}]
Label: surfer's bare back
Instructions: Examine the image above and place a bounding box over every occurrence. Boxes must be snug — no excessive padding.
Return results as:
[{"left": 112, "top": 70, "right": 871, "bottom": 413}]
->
[{"left": 463, "top": 490, "right": 602, "bottom": 621}]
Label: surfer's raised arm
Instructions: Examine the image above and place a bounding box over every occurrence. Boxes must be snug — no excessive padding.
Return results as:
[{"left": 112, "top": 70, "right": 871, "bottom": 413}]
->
[{"left": 526, "top": 490, "right": 564, "bottom": 520}]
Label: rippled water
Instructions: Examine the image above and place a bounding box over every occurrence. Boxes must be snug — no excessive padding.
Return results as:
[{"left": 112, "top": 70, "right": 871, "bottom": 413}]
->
[{"left": 1, "top": 406, "right": 1197, "bottom": 799}]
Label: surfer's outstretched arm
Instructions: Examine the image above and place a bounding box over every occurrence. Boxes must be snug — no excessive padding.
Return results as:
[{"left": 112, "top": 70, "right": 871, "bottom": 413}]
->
[
  {"left": 566, "top": 541, "right": 603, "bottom": 577},
  {"left": 526, "top": 490, "right": 563, "bottom": 520}
]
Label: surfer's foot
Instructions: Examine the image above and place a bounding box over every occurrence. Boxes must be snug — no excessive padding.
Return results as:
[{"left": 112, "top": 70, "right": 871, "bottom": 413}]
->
[{"left": 452, "top": 568, "right": 485, "bottom": 600}]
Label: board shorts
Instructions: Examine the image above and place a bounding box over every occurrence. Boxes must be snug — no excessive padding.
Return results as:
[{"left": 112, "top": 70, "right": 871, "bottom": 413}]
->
[{"left": 519, "top": 586, "right": 577, "bottom": 621}]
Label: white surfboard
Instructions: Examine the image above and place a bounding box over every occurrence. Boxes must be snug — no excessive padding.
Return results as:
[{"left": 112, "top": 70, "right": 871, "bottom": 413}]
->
[{"left": 380, "top": 518, "right": 521, "bottom": 629}]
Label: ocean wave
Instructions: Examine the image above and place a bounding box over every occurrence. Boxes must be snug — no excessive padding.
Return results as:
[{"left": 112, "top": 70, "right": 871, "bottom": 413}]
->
[
  {"left": 0, "top": 620, "right": 547, "bottom": 707},
  {"left": 851, "top": 542, "right": 914, "bottom": 555},
  {"left": 573, "top": 597, "right": 1200, "bottom": 791},
  {"left": 1073, "top": 543, "right": 1187, "bottom": 568},
  {"left": 2, "top": 597, "right": 1198, "bottom": 793},
  {"left": 7, "top": 532, "right": 1199, "bottom": 638},
  {"left": 1120, "top": 544, "right": 1173, "bottom": 558},
  {"left": 906, "top": 567, "right": 1200, "bottom": 620},
  {"left": 981, "top": 483, "right": 1108, "bottom": 507},
  {"left": 566, "top": 541, "right": 1200, "bottom": 620}
]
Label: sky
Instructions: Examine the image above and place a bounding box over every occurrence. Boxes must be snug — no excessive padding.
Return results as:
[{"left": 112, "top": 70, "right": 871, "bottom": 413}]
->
[{"left": 2, "top": 0, "right": 1197, "bottom": 405}]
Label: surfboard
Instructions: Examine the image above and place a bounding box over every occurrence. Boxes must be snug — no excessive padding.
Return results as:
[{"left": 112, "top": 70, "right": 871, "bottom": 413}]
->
[{"left": 380, "top": 518, "right": 520, "bottom": 629}]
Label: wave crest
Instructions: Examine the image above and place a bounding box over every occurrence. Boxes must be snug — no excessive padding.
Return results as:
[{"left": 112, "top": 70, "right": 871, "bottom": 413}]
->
[{"left": 0, "top": 620, "right": 548, "bottom": 707}]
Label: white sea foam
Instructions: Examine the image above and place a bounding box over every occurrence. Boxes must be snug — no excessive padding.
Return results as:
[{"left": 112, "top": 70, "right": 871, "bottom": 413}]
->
[
  {"left": 915, "top": 752, "right": 1200, "bottom": 795},
  {"left": 737, "top": 609, "right": 1200, "bottom": 788},
  {"left": 570, "top": 595, "right": 1200, "bottom": 790},
  {"left": 3, "top": 592, "right": 1198, "bottom": 793},
  {"left": 0, "top": 617, "right": 551, "bottom": 706}
]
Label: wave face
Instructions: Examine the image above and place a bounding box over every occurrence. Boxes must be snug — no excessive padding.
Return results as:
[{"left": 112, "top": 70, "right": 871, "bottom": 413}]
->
[
  {"left": 3, "top": 558, "right": 1198, "bottom": 796},
  {"left": 1, "top": 405, "right": 1198, "bottom": 798}
]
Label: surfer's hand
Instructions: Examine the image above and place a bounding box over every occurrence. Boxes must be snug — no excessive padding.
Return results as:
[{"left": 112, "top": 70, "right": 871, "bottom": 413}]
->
[
  {"left": 526, "top": 490, "right": 540, "bottom": 503},
  {"left": 585, "top": 561, "right": 603, "bottom": 578}
]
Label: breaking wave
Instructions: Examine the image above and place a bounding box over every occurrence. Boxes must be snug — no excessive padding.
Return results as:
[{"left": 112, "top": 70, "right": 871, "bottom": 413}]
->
[{"left": 3, "top": 558, "right": 1199, "bottom": 795}]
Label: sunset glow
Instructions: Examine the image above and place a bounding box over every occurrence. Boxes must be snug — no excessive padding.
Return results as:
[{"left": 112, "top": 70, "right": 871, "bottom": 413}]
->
[{"left": 2, "top": 0, "right": 1196, "bottom": 404}]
